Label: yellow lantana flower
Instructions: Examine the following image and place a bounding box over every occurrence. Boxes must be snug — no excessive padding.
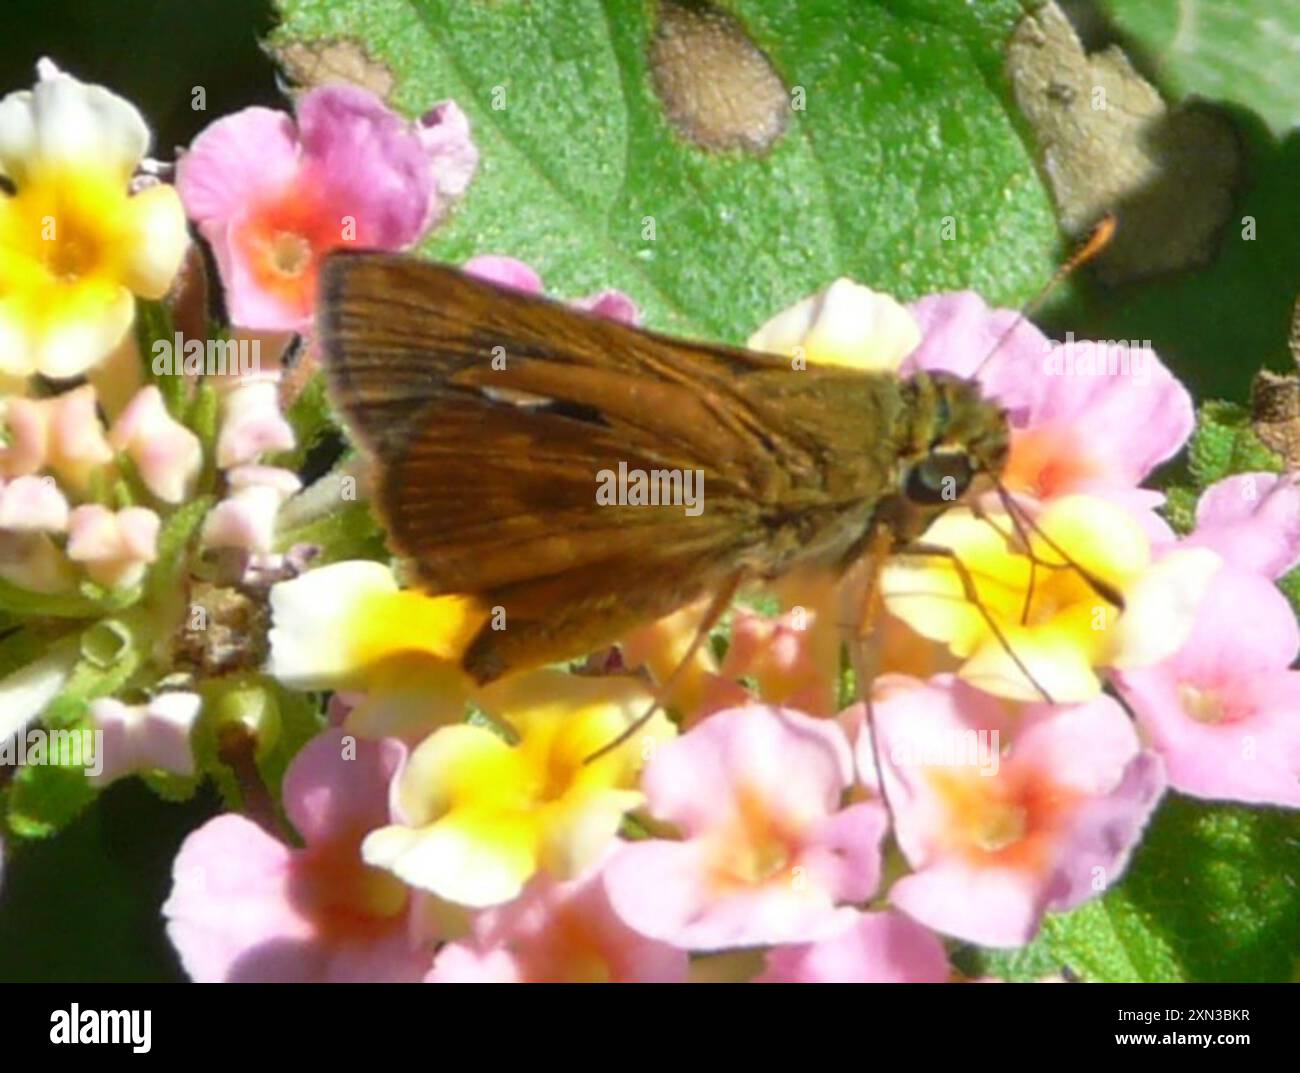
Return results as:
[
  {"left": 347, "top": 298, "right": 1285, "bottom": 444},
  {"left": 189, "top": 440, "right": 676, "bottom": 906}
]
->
[
  {"left": 882, "top": 495, "right": 1221, "bottom": 701},
  {"left": 363, "top": 669, "right": 674, "bottom": 908},
  {"left": 0, "top": 63, "right": 188, "bottom": 379},
  {"left": 746, "top": 278, "right": 921, "bottom": 371},
  {"left": 268, "top": 560, "right": 489, "bottom": 740}
]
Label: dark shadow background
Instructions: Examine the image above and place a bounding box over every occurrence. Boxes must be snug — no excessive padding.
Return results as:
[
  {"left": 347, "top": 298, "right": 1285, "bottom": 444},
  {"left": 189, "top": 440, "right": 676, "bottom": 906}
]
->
[{"left": 0, "top": 0, "right": 281, "bottom": 153}]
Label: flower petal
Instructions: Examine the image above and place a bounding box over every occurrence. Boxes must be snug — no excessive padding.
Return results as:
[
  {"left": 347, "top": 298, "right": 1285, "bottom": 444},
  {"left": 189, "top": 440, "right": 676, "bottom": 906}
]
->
[
  {"left": 748, "top": 279, "right": 921, "bottom": 371},
  {"left": 1186, "top": 473, "right": 1300, "bottom": 579},
  {"left": 176, "top": 106, "right": 301, "bottom": 224},
  {"left": 757, "top": 910, "right": 950, "bottom": 983},
  {"left": 120, "top": 183, "right": 190, "bottom": 299},
  {"left": 0, "top": 69, "right": 148, "bottom": 185},
  {"left": 1109, "top": 547, "right": 1222, "bottom": 669}
]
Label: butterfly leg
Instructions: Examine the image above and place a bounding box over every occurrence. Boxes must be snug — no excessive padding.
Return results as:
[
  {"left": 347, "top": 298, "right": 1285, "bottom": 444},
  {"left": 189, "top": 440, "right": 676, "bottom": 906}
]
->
[
  {"left": 583, "top": 569, "right": 747, "bottom": 765},
  {"left": 898, "top": 541, "right": 1055, "bottom": 703},
  {"left": 840, "top": 523, "right": 899, "bottom": 824}
]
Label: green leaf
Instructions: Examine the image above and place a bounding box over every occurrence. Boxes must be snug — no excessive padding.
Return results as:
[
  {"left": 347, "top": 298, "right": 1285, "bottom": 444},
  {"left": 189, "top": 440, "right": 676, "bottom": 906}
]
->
[
  {"left": 951, "top": 927, "right": 1066, "bottom": 982},
  {"left": 145, "top": 495, "right": 214, "bottom": 611},
  {"left": 5, "top": 736, "right": 99, "bottom": 840},
  {"left": 1043, "top": 893, "right": 1184, "bottom": 983},
  {"left": 1048, "top": 796, "right": 1300, "bottom": 982},
  {"left": 1102, "top": 0, "right": 1300, "bottom": 137},
  {"left": 135, "top": 298, "right": 188, "bottom": 417},
  {"left": 271, "top": 372, "right": 339, "bottom": 472},
  {"left": 272, "top": 0, "right": 1065, "bottom": 339},
  {"left": 0, "top": 577, "right": 141, "bottom": 620},
  {"left": 1186, "top": 400, "right": 1283, "bottom": 490},
  {"left": 276, "top": 497, "right": 389, "bottom": 563}
]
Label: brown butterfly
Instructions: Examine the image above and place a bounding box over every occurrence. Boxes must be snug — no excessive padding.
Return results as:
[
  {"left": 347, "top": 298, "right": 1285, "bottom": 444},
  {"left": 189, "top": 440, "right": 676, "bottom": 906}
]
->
[{"left": 318, "top": 254, "right": 1014, "bottom": 706}]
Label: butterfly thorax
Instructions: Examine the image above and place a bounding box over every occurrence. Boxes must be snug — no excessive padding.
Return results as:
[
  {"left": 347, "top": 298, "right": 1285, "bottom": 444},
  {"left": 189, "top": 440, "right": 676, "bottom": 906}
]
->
[{"left": 871, "top": 370, "right": 1011, "bottom": 548}]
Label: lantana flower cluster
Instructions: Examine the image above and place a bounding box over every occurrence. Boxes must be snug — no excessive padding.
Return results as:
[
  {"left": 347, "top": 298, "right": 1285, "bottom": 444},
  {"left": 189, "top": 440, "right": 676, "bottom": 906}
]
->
[{"left": 1, "top": 61, "right": 1296, "bottom": 984}]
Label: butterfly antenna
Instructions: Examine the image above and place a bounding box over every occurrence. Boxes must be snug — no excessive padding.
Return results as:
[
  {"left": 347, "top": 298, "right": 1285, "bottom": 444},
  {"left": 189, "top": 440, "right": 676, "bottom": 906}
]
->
[{"left": 971, "top": 214, "right": 1117, "bottom": 381}]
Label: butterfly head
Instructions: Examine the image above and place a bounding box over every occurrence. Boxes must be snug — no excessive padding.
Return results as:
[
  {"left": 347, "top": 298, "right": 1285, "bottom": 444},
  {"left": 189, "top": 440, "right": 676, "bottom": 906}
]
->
[{"left": 887, "top": 370, "right": 1010, "bottom": 540}]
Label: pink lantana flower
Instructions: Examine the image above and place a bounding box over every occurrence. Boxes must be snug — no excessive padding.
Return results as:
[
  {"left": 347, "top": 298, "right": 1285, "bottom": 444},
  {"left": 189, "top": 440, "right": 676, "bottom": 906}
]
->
[
  {"left": 1116, "top": 567, "right": 1300, "bottom": 806},
  {"left": 108, "top": 386, "right": 203, "bottom": 504},
  {"left": 165, "top": 728, "right": 435, "bottom": 982},
  {"left": 65, "top": 504, "right": 159, "bottom": 589},
  {"left": 201, "top": 465, "right": 302, "bottom": 555},
  {"left": 0, "top": 474, "right": 75, "bottom": 592},
  {"left": 177, "top": 85, "right": 478, "bottom": 331},
  {"left": 872, "top": 675, "right": 1165, "bottom": 947},
  {"left": 603, "top": 707, "right": 887, "bottom": 950},
  {"left": 757, "top": 910, "right": 950, "bottom": 983},
  {"left": 1180, "top": 473, "right": 1300, "bottom": 578},
  {"left": 709, "top": 605, "right": 839, "bottom": 717},
  {"left": 212, "top": 367, "right": 296, "bottom": 469},
  {"left": 428, "top": 850, "right": 689, "bottom": 983},
  {"left": 1115, "top": 473, "right": 1300, "bottom": 806},
  {"left": 0, "top": 385, "right": 114, "bottom": 494},
  {"left": 463, "top": 254, "right": 640, "bottom": 323},
  {"left": 0, "top": 474, "right": 68, "bottom": 531},
  {"left": 89, "top": 693, "right": 201, "bottom": 786},
  {"left": 906, "top": 292, "right": 1193, "bottom": 530}
]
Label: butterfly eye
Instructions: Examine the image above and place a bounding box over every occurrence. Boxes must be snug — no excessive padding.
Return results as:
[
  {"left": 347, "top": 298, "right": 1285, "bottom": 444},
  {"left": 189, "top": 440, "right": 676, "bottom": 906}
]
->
[{"left": 904, "top": 451, "right": 974, "bottom": 506}]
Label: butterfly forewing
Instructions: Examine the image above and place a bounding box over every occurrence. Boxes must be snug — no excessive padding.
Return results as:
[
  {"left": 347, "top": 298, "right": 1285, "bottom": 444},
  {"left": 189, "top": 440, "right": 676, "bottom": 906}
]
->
[{"left": 319, "top": 253, "right": 906, "bottom": 681}]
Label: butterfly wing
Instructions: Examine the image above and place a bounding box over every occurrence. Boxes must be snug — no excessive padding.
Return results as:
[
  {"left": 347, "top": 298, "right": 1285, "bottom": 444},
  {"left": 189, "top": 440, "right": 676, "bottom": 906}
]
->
[{"left": 318, "top": 253, "right": 904, "bottom": 681}]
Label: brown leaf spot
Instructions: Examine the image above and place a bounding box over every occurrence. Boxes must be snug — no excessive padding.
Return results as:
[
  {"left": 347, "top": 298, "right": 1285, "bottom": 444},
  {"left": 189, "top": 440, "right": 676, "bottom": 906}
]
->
[
  {"left": 1007, "top": 2, "right": 1239, "bottom": 285},
  {"left": 649, "top": 1, "right": 789, "bottom": 154},
  {"left": 1252, "top": 296, "right": 1300, "bottom": 468},
  {"left": 274, "top": 38, "right": 396, "bottom": 100}
]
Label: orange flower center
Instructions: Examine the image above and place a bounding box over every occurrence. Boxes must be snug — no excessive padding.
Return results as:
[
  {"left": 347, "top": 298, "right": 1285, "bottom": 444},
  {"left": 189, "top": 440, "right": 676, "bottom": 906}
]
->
[
  {"left": 268, "top": 230, "right": 313, "bottom": 277},
  {"left": 292, "top": 831, "right": 409, "bottom": 941},
  {"left": 714, "top": 784, "right": 798, "bottom": 887},
  {"left": 1003, "top": 424, "right": 1102, "bottom": 501},
  {"left": 234, "top": 176, "right": 352, "bottom": 319},
  {"left": 931, "top": 766, "right": 1078, "bottom": 870},
  {"left": 1179, "top": 684, "right": 1230, "bottom": 724}
]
